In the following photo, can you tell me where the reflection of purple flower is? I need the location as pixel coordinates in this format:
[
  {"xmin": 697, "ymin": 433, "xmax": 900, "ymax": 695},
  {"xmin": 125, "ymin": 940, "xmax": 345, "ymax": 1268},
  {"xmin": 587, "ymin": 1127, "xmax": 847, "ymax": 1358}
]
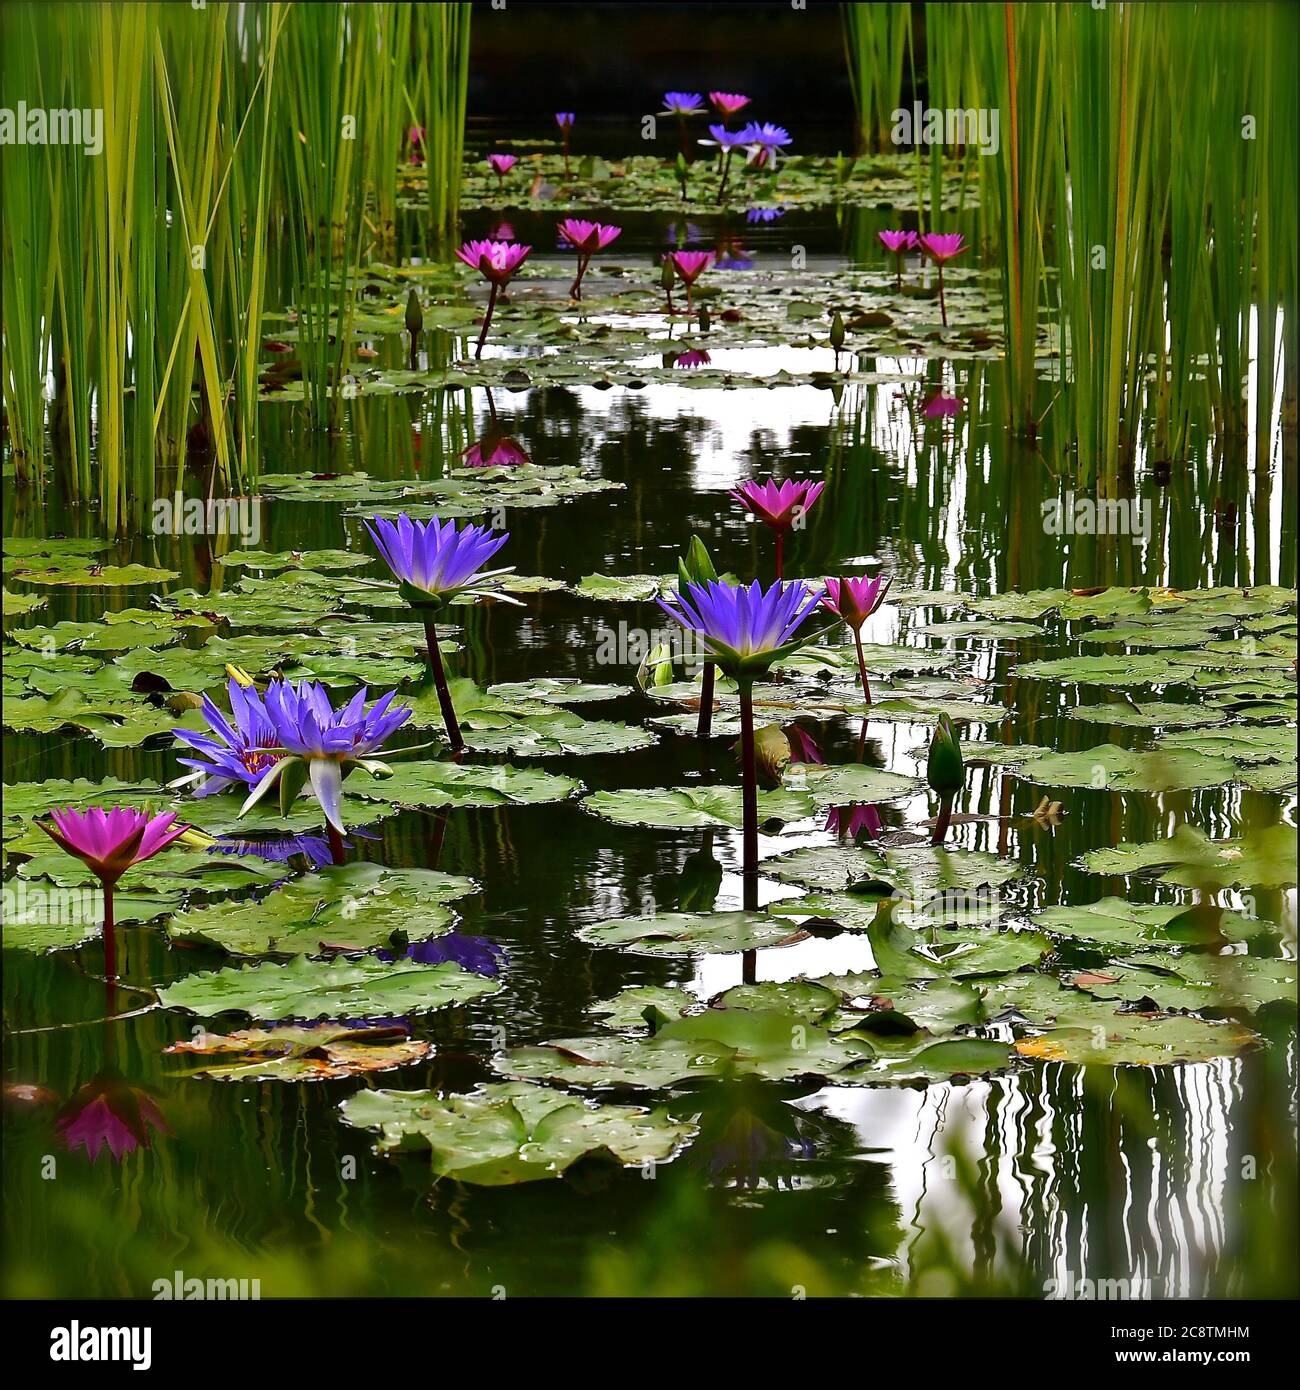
[
  {"xmin": 406, "ymin": 932, "xmax": 507, "ymax": 977},
  {"xmin": 746, "ymin": 207, "xmax": 784, "ymax": 223},
  {"xmin": 378, "ymin": 932, "xmax": 507, "ymax": 977},
  {"xmin": 208, "ymin": 830, "xmax": 377, "ymax": 868}
]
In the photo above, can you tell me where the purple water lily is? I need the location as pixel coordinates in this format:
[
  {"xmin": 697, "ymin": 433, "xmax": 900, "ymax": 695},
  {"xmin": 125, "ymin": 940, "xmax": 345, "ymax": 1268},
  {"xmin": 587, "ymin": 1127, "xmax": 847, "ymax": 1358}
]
[
  {"xmin": 741, "ymin": 121, "xmax": 792, "ymax": 169},
  {"xmin": 662, "ymin": 91, "xmax": 704, "ymax": 159},
  {"xmin": 175, "ymin": 678, "xmax": 281, "ymax": 797},
  {"xmin": 657, "ymin": 579, "xmax": 823, "ymax": 881},
  {"xmin": 365, "ymin": 514, "xmax": 515, "ymax": 752},
  {"xmin": 555, "ymin": 111, "xmax": 575, "ymax": 174}
]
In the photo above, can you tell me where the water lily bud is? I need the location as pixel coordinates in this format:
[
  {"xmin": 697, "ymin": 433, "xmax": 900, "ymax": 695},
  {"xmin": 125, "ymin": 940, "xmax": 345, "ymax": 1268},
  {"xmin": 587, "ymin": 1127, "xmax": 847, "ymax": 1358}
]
[
  {"xmin": 926, "ymin": 713, "xmax": 964, "ymax": 794},
  {"xmin": 404, "ymin": 287, "xmax": 423, "ymax": 337},
  {"xmin": 675, "ymin": 151, "xmax": 689, "ymax": 190},
  {"xmin": 677, "ymin": 843, "xmax": 723, "ymax": 911},
  {"xmin": 660, "ymin": 256, "xmax": 677, "ymax": 291},
  {"xmin": 678, "ymin": 534, "xmax": 719, "ymax": 588},
  {"xmin": 829, "ymin": 310, "xmax": 845, "ymax": 352}
]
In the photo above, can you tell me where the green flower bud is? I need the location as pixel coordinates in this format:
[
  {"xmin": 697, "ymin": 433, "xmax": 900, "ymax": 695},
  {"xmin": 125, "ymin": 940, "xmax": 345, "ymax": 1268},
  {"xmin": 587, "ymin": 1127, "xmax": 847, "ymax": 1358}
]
[
  {"xmin": 926, "ymin": 713, "xmax": 964, "ymax": 794},
  {"xmin": 404, "ymin": 287, "xmax": 423, "ymax": 337},
  {"xmin": 677, "ymin": 534, "xmax": 719, "ymax": 589},
  {"xmin": 829, "ymin": 309, "xmax": 845, "ymax": 351}
]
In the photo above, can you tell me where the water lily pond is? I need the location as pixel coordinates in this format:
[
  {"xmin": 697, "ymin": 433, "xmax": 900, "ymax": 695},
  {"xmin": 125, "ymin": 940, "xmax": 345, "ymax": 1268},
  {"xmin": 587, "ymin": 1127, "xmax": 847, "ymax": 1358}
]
[{"xmin": 2, "ymin": 1, "xmax": 1297, "ymax": 1304}]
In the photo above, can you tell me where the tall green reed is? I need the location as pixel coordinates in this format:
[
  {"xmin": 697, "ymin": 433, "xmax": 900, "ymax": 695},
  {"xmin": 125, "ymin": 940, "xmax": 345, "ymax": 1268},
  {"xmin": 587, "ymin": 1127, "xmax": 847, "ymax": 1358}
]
[{"xmin": 841, "ymin": 3, "xmax": 912, "ymax": 155}]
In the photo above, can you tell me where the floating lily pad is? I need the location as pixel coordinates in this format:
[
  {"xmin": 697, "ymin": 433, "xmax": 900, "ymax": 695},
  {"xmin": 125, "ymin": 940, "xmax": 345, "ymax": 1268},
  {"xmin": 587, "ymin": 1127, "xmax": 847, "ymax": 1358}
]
[
  {"xmin": 1036, "ymin": 898, "xmax": 1276, "ymax": 949},
  {"xmin": 351, "ymin": 760, "xmax": 580, "ymax": 809},
  {"xmin": 1078, "ymin": 823, "xmax": 1297, "ymax": 889},
  {"xmin": 580, "ymin": 784, "xmax": 812, "ymax": 831},
  {"xmin": 157, "ymin": 953, "xmax": 500, "ymax": 1021},
  {"xmin": 165, "ymin": 863, "xmax": 477, "ymax": 956},
  {"xmin": 1014, "ymin": 744, "xmax": 1240, "ymax": 791},
  {"xmin": 164, "ymin": 1023, "xmax": 430, "ymax": 1081},
  {"xmin": 578, "ymin": 910, "xmax": 804, "ymax": 957},
  {"xmin": 339, "ymin": 1081, "xmax": 696, "ymax": 1183},
  {"xmin": 1065, "ymin": 701, "xmax": 1225, "ymax": 729},
  {"xmin": 591, "ymin": 985, "xmax": 697, "ymax": 1031}
]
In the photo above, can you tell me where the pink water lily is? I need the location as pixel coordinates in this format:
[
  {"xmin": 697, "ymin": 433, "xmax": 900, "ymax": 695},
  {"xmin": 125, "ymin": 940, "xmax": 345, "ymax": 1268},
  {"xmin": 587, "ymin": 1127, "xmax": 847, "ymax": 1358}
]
[
  {"xmin": 558, "ymin": 219, "xmax": 622, "ymax": 299},
  {"xmin": 709, "ymin": 91, "xmax": 751, "ymax": 121},
  {"xmin": 878, "ymin": 228, "xmax": 918, "ymax": 289},
  {"xmin": 920, "ymin": 231, "xmax": 967, "ymax": 326},
  {"xmin": 455, "ymin": 240, "xmax": 532, "ymax": 357},
  {"xmin": 821, "ymin": 574, "xmax": 891, "ymax": 703},
  {"xmin": 487, "ymin": 152, "xmax": 517, "ymax": 177},
  {"xmin": 730, "ymin": 477, "xmax": 825, "ymax": 577},
  {"xmin": 664, "ymin": 249, "xmax": 714, "ymax": 311},
  {"xmin": 38, "ymin": 807, "xmax": 190, "ymax": 982}
]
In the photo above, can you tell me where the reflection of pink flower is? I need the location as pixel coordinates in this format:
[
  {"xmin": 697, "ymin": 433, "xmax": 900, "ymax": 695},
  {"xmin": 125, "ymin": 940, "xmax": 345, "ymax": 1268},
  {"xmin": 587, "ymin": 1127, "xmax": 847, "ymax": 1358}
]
[
  {"xmin": 785, "ymin": 725, "xmax": 823, "ymax": 765},
  {"xmin": 825, "ymin": 803, "xmax": 883, "ymax": 839},
  {"xmin": 460, "ymin": 430, "xmax": 531, "ymax": 468},
  {"xmin": 56, "ymin": 1073, "xmax": 170, "ymax": 1163},
  {"xmin": 672, "ymin": 350, "xmax": 711, "ymax": 369},
  {"xmin": 923, "ymin": 393, "xmax": 962, "ymax": 419},
  {"xmin": 407, "ymin": 125, "xmax": 425, "ymax": 165},
  {"xmin": 488, "ymin": 219, "xmax": 516, "ymax": 242}
]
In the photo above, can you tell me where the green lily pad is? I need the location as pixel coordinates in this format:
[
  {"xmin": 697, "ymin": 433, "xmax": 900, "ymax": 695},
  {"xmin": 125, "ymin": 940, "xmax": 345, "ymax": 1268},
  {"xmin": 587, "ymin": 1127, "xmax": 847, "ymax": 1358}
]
[
  {"xmin": 580, "ymin": 784, "xmax": 813, "ymax": 831},
  {"xmin": 157, "ymin": 953, "xmax": 500, "ymax": 1021},
  {"xmin": 165, "ymin": 863, "xmax": 477, "ymax": 956},
  {"xmin": 592, "ymin": 985, "xmax": 698, "ymax": 1031},
  {"xmin": 339, "ymin": 1081, "xmax": 696, "ymax": 1183},
  {"xmin": 578, "ymin": 910, "xmax": 804, "ymax": 957},
  {"xmin": 351, "ymin": 760, "xmax": 580, "ymax": 810},
  {"xmin": 1036, "ymin": 898, "xmax": 1276, "ymax": 949},
  {"xmin": 1065, "ymin": 701, "xmax": 1225, "ymax": 729},
  {"xmin": 1078, "ymin": 823, "xmax": 1298, "ymax": 889},
  {"xmin": 1014, "ymin": 744, "xmax": 1240, "ymax": 791}
]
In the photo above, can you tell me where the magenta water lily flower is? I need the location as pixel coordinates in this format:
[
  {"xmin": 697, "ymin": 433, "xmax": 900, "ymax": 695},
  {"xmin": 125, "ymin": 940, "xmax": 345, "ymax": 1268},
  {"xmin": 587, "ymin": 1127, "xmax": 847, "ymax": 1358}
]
[
  {"xmin": 366, "ymin": 514, "xmax": 517, "ymax": 751},
  {"xmin": 487, "ymin": 152, "xmax": 518, "ymax": 192},
  {"xmin": 664, "ymin": 249, "xmax": 713, "ymax": 311},
  {"xmin": 38, "ymin": 807, "xmax": 190, "ymax": 981},
  {"xmin": 821, "ymin": 574, "xmax": 891, "ymax": 703},
  {"xmin": 39, "ymin": 807, "xmax": 189, "ymax": 887},
  {"xmin": 920, "ymin": 231, "xmax": 966, "ymax": 326},
  {"xmin": 558, "ymin": 218, "xmax": 622, "ymax": 299},
  {"xmin": 730, "ymin": 477, "xmax": 825, "ymax": 577},
  {"xmin": 455, "ymin": 239, "xmax": 532, "ymax": 357},
  {"xmin": 879, "ymin": 228, "xmax": 919, "ymax": 289},
  {"xmin": 709, "ymin": 91, "xmax": 751, "ymax": 121},
  {"xmin": 657, "ymin": 578, "xmax": 824, "ymax": 878}
]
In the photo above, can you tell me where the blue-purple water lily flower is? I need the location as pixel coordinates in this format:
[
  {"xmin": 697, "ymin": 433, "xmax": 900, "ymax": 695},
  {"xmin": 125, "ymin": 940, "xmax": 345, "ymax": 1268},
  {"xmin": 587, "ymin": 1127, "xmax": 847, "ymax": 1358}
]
[
  {"xmin": 179, "ymin": 678, "xmax": 411, "ymax": 835},
  {"xmin": 657, "ymin": 578, "xmax": 824, "ymax": 681},
  {"xmin": 365, "ymin": 513, "xmax": 516, "ymax": 611},
  {"xmin": 174, "ymin": 678, "xmax": 281, "ymax": 797}
]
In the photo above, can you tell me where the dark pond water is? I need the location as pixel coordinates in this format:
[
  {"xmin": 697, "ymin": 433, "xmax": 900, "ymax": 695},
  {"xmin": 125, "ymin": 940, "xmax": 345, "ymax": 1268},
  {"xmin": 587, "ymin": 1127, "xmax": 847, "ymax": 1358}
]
[{"xmin": 4, "ymin": 209, "xmax": 1296, "ymax": 1299}]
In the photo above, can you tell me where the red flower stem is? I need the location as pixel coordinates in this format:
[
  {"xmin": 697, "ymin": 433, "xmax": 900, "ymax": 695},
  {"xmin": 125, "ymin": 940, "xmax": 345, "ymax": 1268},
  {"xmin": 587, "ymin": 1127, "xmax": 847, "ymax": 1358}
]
[
  {"xmin": 937, "ymin": 263, "xmax": 948, "ymax": 327},
  {"xmin": 716, "ymin": 150, "xmax": 732, "ymax": 204},
  {"xmin": 425, "ymin": 621, "xmax": 464, "ymax": 752},
  {"xmin": 474, "ymin": 282, "xmax": 499, "ymax": 359},
  {"xmin": 774, "ymin": 530, "xmax": 784, "ymax": 580},
  {"xmin": 739, "ymin": 681, "xmax": 758, "ymax": 880},
  {"xmin": 102, "ymin": 883, "xmax": 117, "ymax": 983},
  {"xmin": 895, "ymin": 254, "xmax": 903, "ymax": 292},
  {"xmin": 678, "ymin": 115, "xmax": 689, "ymax": 159},
  {"xmin": 327, "ymin": 824, "xmax": 346, "ymax": 866},
  {"xmin": 563, "ymin": 134, "xmax": 570, "ymax": 179},
  {"xmin": 696, "ymin": 661, "xmax": 715, "ymax": 737},
  {"xmin": 853, "ymin": 629, "xmax": 872, "ymax": 705},
  {"xmin": 931, "ymin": 792, "xmax": 954, "ymax": 846}
]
